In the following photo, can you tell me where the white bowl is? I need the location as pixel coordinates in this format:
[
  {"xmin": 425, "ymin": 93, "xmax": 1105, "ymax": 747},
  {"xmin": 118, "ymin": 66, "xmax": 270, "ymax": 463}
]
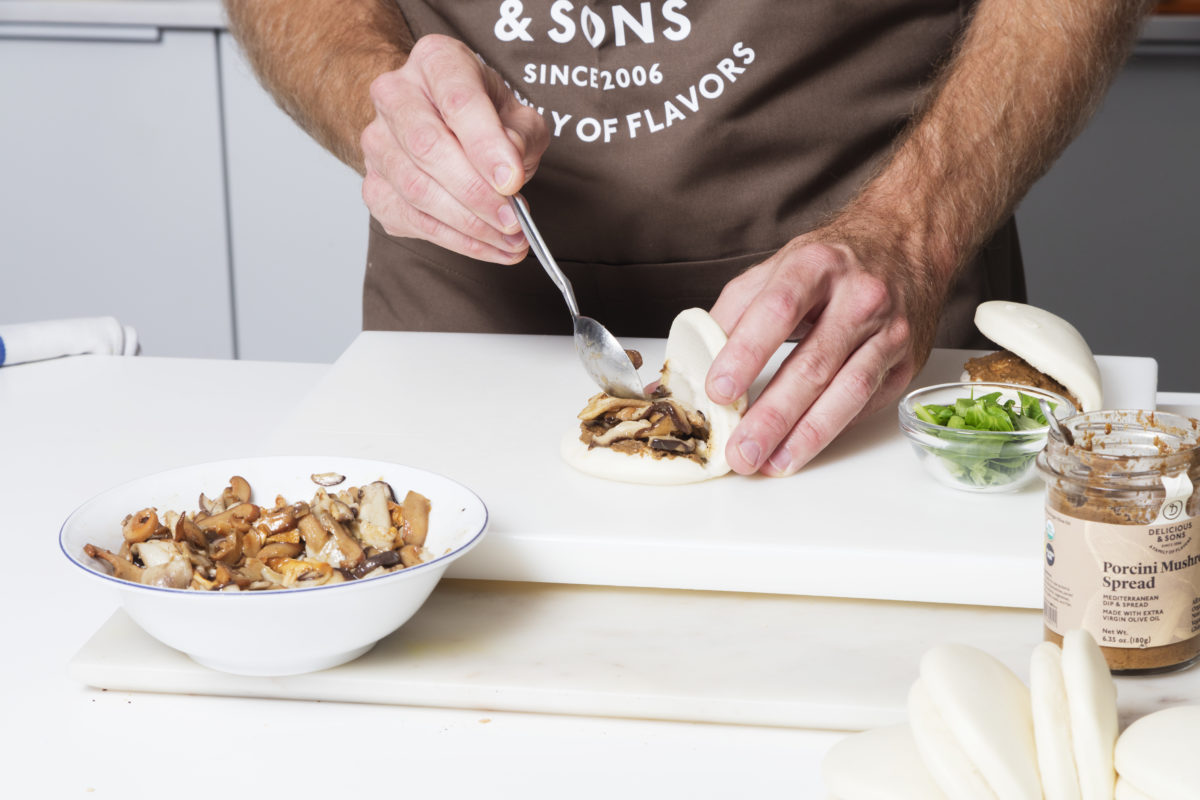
[{"xmin": 60, "ymin": 456, "xmax": 488, "ymax": 676}]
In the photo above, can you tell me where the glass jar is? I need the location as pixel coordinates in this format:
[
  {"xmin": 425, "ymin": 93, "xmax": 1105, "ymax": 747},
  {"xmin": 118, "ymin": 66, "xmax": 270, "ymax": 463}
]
[{"xmin": 1037, "ymin": 410, "xmax": 1200, "ymax": 675}]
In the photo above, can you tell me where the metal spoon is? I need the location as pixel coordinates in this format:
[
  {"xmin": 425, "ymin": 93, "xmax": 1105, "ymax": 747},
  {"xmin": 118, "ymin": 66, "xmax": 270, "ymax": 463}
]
[
  {"xmin": 509, "ymin": 196, "xmax": 648, "ymax": 400},
  {"xmin": 1039, "ymin": 398, "xmax": 1074, "ymax": 446}
]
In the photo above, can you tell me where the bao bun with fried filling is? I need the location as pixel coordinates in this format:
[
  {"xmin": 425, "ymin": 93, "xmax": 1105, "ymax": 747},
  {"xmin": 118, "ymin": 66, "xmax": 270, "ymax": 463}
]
[
  {"xmin": 962, "ymin": 301, "xmax": 1103, "ymax": 412},
  {"xmin": 561, "ymin": 308, "xmax": 747, "ymax": 484}
]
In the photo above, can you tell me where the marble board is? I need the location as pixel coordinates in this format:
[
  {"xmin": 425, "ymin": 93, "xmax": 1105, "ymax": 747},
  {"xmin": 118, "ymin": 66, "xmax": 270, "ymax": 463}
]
[{"xmin": 70, "ymin": 580, "xmax": 1193, "ymax": 732}]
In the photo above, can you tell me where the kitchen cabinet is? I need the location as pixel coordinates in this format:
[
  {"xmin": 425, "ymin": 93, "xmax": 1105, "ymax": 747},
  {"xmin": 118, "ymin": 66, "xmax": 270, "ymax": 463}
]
[{"xmin": 0, "ymin": 26, "xmax": 234, "ymax": 359}]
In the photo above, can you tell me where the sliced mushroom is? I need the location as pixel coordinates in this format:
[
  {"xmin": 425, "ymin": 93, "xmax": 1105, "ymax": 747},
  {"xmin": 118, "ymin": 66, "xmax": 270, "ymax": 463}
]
[
  {"xmin": 310, "ymin": 472, "xmax": 345, "ymax": 487},
  {"xmin": 255, "ymin": 541, "xmax": 304, "ymax": 562},
  {"xmin": 649, "ymin": 436, "xmax": 697, "ymax": 455},
  {"xmin": 211, "ymin": 562, "xmax": 234, "ymax": 589},
  {"xmin": 258, "ymin": 502, "xmax": 303, "ymax": 535},
  {"xmin": 174, "ymin": 515, "xmax": 208, "ymax": 550},
  {"xmin": 242, "ymin": 526, "xmax": 263, "ymax": 559},
  {"xmin": 355, "ymin": 481, "xmax": 396, "ymax": 551},
  {"xmin": 238, "ymin": 557, "xmax": 281, "ymax": 589},
  {"xmin": 221, "ymin": 475, "xmax": 251, "ymax": 506},
  {"xmin": 351, "ymin": 548, "xmax": 401, "ymax": 579},
  {"xmin": 265, "ymin": 558, "xmax": 335, "ymax": 587},
  {"xmin": 591, "ymin": 419, "xmax": 653, "ymax": 447},
  {"xmin": 298, "ymin": 513, "xmax": 330, "ymax": 558},
  {"xmin": 311, "ymin": 488, "xmax": 354, "ymax": 524},
  {"xmin": 190, "ymin": 561, "xmax": 235, "ymax": 591},
  {"xmin": 264, "ymin": 529, "xmax": 301, "ymax": 545},
  {"xmin": 400, "ymin": 490, "xmax": 431, "ymax": 547},
  {"xmin": 133, "ymin": 537, "xmax": 192, "ymax": 587},
  {"xmin": 83, "ymin": 544, "xmax": 143, "ymax": 582},
  {"xmin": 122, "ymin": 508, "xmax": 166, "ymax": 544},
  {"xmin": 649, "ymin": 399, "xmax": 693, "ymax": 435},
  {"xmin": 196, "ymin": 502, "xmax": 261, "ymax": 536},
  {"xmin": 316, "ymin": 508, "xmax": 365, "ymax": 569},
  {"xmin": 577, "ymin": 393, "xmax": 652, "ymax": 421},
  {"xmin": 197, "ymin": 492, "xmax": 227, "ymax": 516},
  {"xmin": 399, "ymin": 544, "xmax": 425, "ymax": 568},
  {"xmin": 640, "ymin": 414, "xmax": 677, "ymax": 438},
  {"xmin": 209, "ymin": 527, "xmax": 243, "ymax": 566}
]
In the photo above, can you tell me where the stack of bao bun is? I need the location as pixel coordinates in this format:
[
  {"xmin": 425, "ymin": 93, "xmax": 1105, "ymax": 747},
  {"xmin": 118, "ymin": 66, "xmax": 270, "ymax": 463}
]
[
  {"xmin": 822, "ymin": 631, "xmax": 1199, "ymax": 800},
  {"xmin": 964, "ymin": 301, "xmax": 1104, "ymax": 413},
  {"xmin": 561, "ymin": 308, "xmax": 748, "ymax": 485}
]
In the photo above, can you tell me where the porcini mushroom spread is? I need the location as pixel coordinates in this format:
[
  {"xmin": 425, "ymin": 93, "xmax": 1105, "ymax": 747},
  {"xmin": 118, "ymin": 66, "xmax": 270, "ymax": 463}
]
[
  {"xmin": 83, "ymin": 475, "xmax": 433, "ymax": 591},
  {"xmin": 577, "ymin": 388, "xmax": 711, "ymax": 464}
]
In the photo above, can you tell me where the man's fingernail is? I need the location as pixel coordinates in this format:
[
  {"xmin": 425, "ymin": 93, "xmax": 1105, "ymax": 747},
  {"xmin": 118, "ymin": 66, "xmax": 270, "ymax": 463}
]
[
  {"xmin": 498, "ymin": 203, "xmax": 518, "ymax": 230},
  {"xmin": 503, "ymin": 232, "xmax": 526, "ymax": 248},
  {"xmin": 712, "ymin": 375, "xmax": 736, "ymax": 401},
  {"xmin": 768, "ymin": 446, "xmax": 794, "ymax": 474},
  {"xmin": 738, "ymin": 439, "xmax": 762, "ymax": 468},
  {"xmin": 493, "ymin": 164, "xmax": 514, "ymax": 190}
]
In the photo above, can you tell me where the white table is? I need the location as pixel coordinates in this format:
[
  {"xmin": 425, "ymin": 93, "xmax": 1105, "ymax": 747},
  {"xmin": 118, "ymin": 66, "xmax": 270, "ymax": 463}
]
[
  {"xmin": 4, "ymin": 353, "xmax": 1197, "ymax": 798},
  {"xmin": 0, "ymin": 355, "xmax": 843, "ymax": 798}
]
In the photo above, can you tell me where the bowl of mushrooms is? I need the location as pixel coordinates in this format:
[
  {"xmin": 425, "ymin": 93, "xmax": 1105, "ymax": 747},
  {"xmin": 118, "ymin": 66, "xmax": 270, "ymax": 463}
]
[{"xmin": 59, "ymin": 456, "xmax": 488, "ymax": 676}]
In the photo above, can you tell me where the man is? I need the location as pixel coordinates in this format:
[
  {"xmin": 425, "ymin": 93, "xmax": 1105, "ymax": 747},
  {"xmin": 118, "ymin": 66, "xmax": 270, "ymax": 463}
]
[{"xmin": 226, "ymin": 0, "xmax": 1148, "ymax": 477}]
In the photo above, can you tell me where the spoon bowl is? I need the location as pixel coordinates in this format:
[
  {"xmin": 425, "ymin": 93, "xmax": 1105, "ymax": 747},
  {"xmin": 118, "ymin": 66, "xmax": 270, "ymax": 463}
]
[
  {"xmin": 573, "ymin": 315, "xmax": 647, "ymax": 399},
  {"xmin": 510, "ymin": 196, "xmax": 647, "ymax": 400}
]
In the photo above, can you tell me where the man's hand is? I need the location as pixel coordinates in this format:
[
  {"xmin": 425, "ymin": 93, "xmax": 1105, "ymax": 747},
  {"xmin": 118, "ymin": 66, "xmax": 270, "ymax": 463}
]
[
  {"xmin": 361, "ymin": 35, "xmax": 550, "ymax": 263},
  {"xmin": 704, "ymin": 0, "xmax": 1148, "ymax": 477},
  {"xmin": 706, "ymin": 233, "xmax": 937, "ymax": 477}
]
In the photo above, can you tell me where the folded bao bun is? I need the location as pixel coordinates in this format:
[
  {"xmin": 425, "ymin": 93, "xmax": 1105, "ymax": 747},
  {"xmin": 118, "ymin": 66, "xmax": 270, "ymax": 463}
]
[
  {"xmin": 908, "ymin": 680, "xmax": 1000, "ymax": 799},
  {"xmin": 1030, "ymin": 631, "xmax": 1118, "ymax": 800},
  {"xmin": 1030, "ymin": 643, "xmax": 1082, "ymax": 800},
  {"xmin": 822, "ymin": 724, "xmax": 948, "ymax": 800},
  {"xmin": 1113, "ymin": 705, "xmax": 1200, "ymax": 800},
  {"xmin": 964, "ymin": 301, "xmax": 1103, "ymax": 412},
  {"xmin": 911, "ymin": 643, "xmax": 1042, "ymax": 800},
  {"xmin": 1061, "ymin": 631, "xmax": 1118, "ymax": 800},
  {"xmin": 561, "ymin": 308, "xmax": 747, "ymax": 485}
]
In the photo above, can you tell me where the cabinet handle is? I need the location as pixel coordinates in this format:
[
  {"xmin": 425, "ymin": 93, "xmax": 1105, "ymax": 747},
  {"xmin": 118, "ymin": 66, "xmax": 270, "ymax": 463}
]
[{"xmin": 0, "ymin": 23, "xmax": 161, "ymax": 43}]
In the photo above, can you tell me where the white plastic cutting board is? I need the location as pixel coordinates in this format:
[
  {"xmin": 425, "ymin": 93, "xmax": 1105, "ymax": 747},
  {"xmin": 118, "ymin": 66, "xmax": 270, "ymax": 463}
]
[
  {"xmin": 69, "ymin": 580, "xmax": 1192, "ymax": 731},
  {"xmin": 271, "ymin": 335, "xmax": 1157, "ymax": 609}
]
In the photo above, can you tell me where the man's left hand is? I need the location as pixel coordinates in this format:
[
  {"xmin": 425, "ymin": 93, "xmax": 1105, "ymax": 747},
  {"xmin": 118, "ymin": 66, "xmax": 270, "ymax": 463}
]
[{"xmin": 706, "ymin": 233, "xmax": 942, "ymax": 476}]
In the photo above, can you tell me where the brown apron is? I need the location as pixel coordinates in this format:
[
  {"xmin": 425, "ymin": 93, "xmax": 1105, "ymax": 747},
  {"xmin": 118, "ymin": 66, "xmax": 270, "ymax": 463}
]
[{"xmin": 366, "ymin": 0, "xmax": 1025, "ymax": 347}]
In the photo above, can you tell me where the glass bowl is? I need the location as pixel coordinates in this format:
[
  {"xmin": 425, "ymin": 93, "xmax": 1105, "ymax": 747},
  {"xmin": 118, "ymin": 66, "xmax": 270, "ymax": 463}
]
[{"xmin": 898, "ymin": 382, "xmax": 1074, "ymax": 493}]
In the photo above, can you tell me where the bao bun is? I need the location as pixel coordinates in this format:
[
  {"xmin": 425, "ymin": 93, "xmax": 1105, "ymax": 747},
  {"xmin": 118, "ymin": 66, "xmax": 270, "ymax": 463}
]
[
  {"xmin": 1114, "ymin": 705, "xmax": 1200, "ymax": 800},
  {"xmin": 561, "ymin": 308, "xmax": 747, "ymax": 485},
  {"xmin": 965, "ymin": 301, "xmax": 1103, "ymax": 412},
  {"xmin": 824, "ymin": 633, "xmax": 1121, "ymax": 800}
]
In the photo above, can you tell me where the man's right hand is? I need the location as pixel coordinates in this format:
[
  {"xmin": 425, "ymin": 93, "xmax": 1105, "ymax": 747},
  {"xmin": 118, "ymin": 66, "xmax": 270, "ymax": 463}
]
[{"xmin": 360, "ymin": 34, "xmax": 549, "ymax": 263}]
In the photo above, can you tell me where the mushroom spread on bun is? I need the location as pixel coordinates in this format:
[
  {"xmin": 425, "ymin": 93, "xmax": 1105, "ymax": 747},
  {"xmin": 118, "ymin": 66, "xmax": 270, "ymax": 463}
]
[
  {"xmin": 963, "ymin": 301, "xmax": 1103, "ymax": 412},
  {"xmin": 561, "ymin": 308, "xmax": 747, "ymax": 484}
]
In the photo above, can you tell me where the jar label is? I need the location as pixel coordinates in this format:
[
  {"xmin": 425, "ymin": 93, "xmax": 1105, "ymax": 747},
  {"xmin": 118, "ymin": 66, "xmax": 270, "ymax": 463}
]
[{"xmin": 1044, "ymin": 479, "xmax": 1200, "ymax": 650}]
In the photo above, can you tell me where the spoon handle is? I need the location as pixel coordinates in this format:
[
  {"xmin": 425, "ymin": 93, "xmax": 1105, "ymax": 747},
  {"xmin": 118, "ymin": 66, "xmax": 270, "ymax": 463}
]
[{"xmin": 510, "ymin": 196, "xmax": 580, "ymax": 318}]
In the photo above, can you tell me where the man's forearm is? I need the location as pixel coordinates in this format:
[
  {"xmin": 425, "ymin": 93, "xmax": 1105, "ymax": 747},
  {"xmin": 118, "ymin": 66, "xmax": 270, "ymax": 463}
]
[
  {"xmin": 225, "ymin": 0, "xmax": 413, "ymax": 172},
  {"xmin": 836, "ymin": 0, "xmax": 1149, "ymax": 307}
]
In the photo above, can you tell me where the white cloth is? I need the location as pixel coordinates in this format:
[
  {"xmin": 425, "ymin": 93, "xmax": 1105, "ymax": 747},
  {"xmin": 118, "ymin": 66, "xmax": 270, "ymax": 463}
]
[{"xmin": 0, "ymin": 317, "xmax": 140, "ymax": 367}]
